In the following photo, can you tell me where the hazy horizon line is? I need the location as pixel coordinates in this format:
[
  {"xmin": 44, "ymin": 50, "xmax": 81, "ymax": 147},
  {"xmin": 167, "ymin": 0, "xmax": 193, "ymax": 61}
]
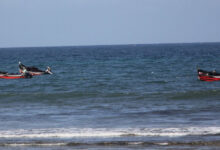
[{"xmin": 1, "ymin": 41, "xmax": 220, "ymax": 49}]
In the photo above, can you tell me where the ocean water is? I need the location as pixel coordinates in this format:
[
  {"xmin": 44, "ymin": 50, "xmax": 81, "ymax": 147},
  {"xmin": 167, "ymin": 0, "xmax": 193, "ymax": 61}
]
[{"xmin": 0, "ymin": 43, "xmax": 220, "ymax": 149}]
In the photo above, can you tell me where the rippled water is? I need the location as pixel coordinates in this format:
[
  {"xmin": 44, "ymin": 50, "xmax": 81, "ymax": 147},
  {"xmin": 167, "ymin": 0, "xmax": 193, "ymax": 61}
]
[{"xmin": 0, "ymin": 43, "xmax": 220, "ymax": 149}]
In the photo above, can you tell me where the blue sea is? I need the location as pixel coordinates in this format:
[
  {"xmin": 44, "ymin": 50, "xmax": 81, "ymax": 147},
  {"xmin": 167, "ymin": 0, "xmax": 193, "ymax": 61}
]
[{"xmin": 0, "ymin": 43, "xmax": 220, "ymax": 150}]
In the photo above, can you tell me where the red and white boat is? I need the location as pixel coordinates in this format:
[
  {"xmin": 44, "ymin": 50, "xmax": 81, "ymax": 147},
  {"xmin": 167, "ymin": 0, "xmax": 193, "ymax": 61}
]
[
  {"xmin": 19, "ymin": 62, "xmax": 52, "ymax": 76},
  {"xmin": 198, "ymin": 69, "xmax": 220, "ymax": 81},
  {"xmin": 0, "ymin": 71, "xmax": 32, "ymax": 79}
]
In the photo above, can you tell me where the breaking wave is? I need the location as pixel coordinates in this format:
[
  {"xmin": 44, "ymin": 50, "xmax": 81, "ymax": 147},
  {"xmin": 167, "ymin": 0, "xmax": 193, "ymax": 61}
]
[{"xmin": 0, "ymin": 127, "xmax": 220, "ymax": 139}]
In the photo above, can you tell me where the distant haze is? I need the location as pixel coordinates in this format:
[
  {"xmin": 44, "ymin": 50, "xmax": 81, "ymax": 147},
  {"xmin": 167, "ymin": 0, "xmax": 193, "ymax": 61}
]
[{"xmin": 0, "ymin": 0, "xmax": 220, "ymax": 48}]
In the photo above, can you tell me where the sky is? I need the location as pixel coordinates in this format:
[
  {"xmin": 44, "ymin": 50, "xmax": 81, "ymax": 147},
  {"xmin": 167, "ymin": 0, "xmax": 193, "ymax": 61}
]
[{"xmin": 0, "ymin": 0, "xmax": 220, "ymax": 48}]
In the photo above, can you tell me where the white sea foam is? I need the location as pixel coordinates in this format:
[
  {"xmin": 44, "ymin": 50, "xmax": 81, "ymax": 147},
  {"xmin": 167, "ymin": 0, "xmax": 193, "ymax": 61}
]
[
  {"xmin": 0, "ymin": 127, "xmax": 219, "ymax": 139},
  {"xmin": 156, "ymin": 142, "xmax": 169, "ymax": 146}
]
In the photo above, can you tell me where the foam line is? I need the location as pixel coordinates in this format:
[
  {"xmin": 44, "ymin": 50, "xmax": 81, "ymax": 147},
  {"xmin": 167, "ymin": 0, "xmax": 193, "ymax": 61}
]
[{"xmin": 0, "ymin": 127, "xmax": 220, "ymax": 138}]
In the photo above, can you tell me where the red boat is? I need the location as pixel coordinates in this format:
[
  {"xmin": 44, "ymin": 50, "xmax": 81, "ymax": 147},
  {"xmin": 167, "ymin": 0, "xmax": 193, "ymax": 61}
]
[
  {"xmin": 19, "ymin": 62, "xmax": 52, "ymax": 76},
  {"xmin": 0, "ymin": 71, "xmax": 32, "ymax": 79},
  {"xmin": 198, "ymin": 69, "xmax": 220, "ymax": 81}
]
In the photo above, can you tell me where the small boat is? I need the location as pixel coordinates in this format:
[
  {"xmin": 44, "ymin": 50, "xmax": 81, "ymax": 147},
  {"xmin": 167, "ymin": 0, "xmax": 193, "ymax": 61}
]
[
  {"xmin": 198, "ymin": 69, "xmax": 220, "ymax": 81},
  {"xmin": 19, "ymin": 62, "xmax": 52, "ymax": 76},
  {"xmin": 0, "ymin": 71, "xmax": 32, "ymax": 79}
]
